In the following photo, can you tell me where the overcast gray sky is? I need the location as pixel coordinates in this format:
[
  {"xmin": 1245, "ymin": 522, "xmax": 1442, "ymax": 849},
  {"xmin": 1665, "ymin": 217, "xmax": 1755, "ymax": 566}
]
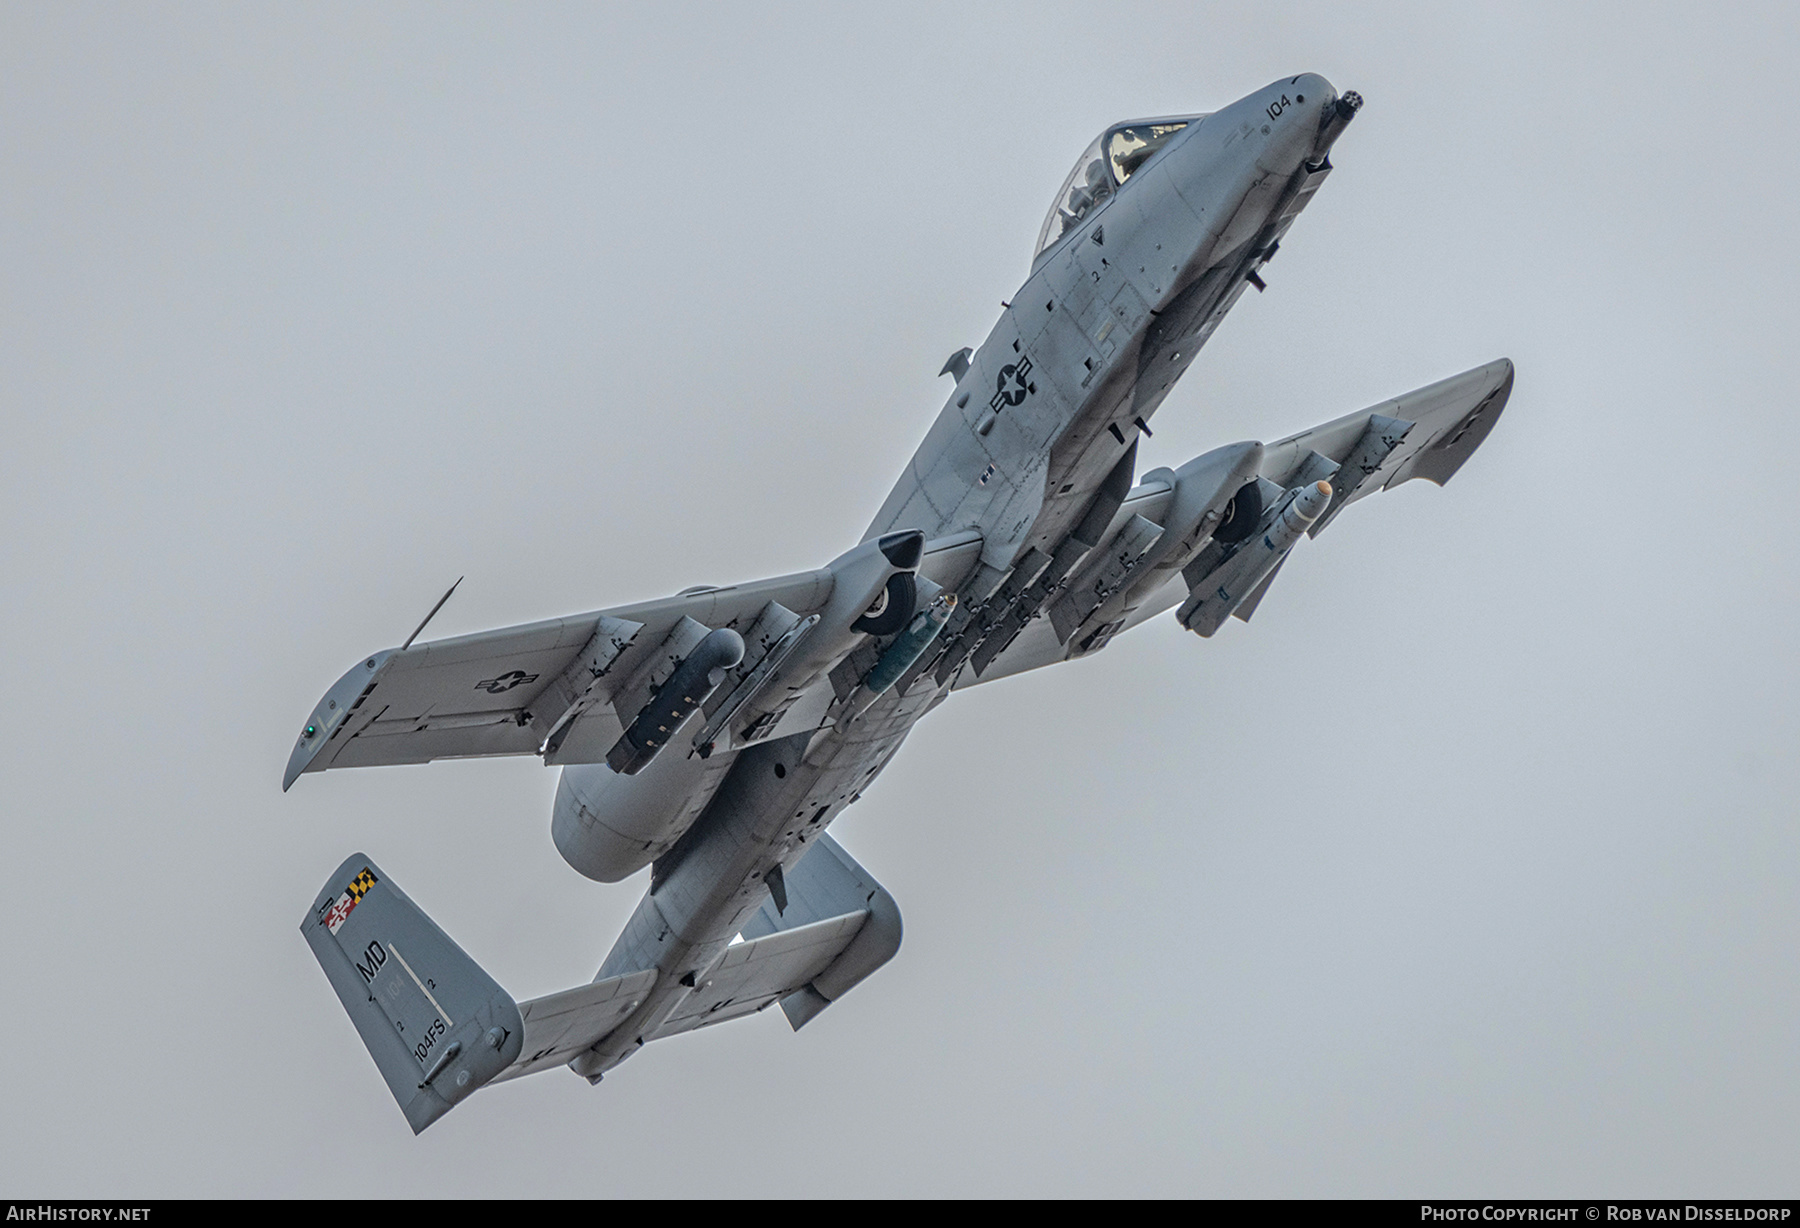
[{"xmin": 3, "ymin": 1, "xmax": 1797, "ymax": 1197}]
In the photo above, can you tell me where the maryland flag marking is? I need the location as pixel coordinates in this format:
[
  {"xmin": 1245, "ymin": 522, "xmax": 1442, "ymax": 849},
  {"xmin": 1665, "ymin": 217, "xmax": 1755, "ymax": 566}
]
[{"xmin": 323, "ymin": 867, "xmax": 378, "ymax": 934}]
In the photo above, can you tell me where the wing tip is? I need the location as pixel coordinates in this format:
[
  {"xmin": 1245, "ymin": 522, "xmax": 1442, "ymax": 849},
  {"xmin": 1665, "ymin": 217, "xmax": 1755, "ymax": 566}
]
[
  {"xmin": 1408, "ymin": 358, "xmax": 1514, "ymax": 488},
  {"xmin": 282, "ymin": 750, "xmax": 306, "ymax": 792}
]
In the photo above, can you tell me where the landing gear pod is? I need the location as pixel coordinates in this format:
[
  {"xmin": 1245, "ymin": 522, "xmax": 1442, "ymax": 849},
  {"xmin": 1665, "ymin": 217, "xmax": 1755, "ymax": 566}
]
[
  {"xmin": 737, "ymin": 530, "xmax": 925, "ymax": 715},
  {"xmin": 301, "ymin": 854, "xmax": 524, "ymax": 1134},
  {"xmin": 851, "ymin": 572, "xmax": 919, "ymax": 637},
  {"xmin": 1211, "ymin": 479, "xmax": 1266, "ymax": 546}
]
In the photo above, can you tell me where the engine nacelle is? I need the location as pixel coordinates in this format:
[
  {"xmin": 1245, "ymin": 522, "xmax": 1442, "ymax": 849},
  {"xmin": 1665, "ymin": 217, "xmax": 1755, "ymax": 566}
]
[{"xmin": 552, "ymin": 749, "xmax": 734, "ymax": 883}]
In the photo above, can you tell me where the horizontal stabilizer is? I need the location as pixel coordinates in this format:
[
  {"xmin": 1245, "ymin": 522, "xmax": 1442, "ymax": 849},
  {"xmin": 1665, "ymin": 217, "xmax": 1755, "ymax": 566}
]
[
  {"xmin": 492, "ymin": 969, "xmax": 658, "ymax": 1084},
  {"xmin": 301, "ymin": 855, "xmax": 524, "ymax": 1134},
  {"xmin": 737, "ymin": 834, "xmax": 903, "ymax": 1030},
  {"xmin": 650, "ymin": 911, "xmax": 870, "ymax": 1040}
]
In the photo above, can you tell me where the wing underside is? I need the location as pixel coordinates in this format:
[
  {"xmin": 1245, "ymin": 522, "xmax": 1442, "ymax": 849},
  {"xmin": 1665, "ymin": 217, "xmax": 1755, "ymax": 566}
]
[
  {"xmin": 285, "ymin": 536, "xmax": 985, "ymax": 786},
  {"xmin": 287, "ymin": 364, "xmax": 1506, "ymax": 779},
  {"xmin": 1256, "ymin": 357, "xmax": 1513, "ymax": 524},
  {"xmin": 960, "ymin": 359, "xmax": 1513, "ymax": 684}
]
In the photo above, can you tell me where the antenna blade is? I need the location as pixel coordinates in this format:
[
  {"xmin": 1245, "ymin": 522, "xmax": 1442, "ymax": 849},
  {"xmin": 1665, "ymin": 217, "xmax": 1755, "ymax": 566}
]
[{"xmin": 402, "ymin": 576, "xmax": 463, "ymax": 650}]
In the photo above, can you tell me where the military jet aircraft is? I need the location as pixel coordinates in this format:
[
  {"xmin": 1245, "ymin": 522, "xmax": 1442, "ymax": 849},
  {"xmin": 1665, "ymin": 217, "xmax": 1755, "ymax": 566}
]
[{"xmin": 289, "ymin": 73, "xmax": 1512, "ymax": 1133}]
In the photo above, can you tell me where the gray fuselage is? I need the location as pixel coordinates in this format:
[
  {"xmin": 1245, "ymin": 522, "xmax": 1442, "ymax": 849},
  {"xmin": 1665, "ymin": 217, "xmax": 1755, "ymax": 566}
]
[{"xmin": 573, "ymin": 74, "xmax": 1348, "ymax": 1077}]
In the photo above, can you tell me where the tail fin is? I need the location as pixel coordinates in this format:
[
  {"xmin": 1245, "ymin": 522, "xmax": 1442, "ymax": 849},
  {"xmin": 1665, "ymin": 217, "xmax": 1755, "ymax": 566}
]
[{"xmin": 301, "ymin": 854, "xmax": 524, "ymax": 1134}]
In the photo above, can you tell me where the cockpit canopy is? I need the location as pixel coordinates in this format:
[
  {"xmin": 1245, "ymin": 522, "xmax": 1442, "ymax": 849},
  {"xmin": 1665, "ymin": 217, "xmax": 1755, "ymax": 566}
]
[{"xmin": 1033, "ymin": 115, "xmax": 1207, "ymax": 263}]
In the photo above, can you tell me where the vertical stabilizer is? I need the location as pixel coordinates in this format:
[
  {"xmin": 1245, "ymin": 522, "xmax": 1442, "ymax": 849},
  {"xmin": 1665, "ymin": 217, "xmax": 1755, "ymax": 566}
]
[{"xmin": 301, "ymin": 854, "xmax": 524, "ymax": 1133}]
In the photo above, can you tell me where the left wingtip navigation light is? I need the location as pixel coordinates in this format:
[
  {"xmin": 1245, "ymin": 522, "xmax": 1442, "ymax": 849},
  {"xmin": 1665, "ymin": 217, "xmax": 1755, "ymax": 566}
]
[
  {"xmin": 283, "ymin": 579, "xmax": 463, "ymax": 792},
  {"xmin": 284, "ymin": 650, "xmax": 397, "ymax": 792}
]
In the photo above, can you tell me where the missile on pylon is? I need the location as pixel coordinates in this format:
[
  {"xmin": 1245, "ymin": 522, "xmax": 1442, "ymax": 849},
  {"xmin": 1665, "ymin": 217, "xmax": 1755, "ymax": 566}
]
[
  {"xmin": 835, "ymin": 594, "xmax": 957, "ymax": 730},
  {"xmin": 1175, "ymin": 479, "xmax": 1332, "ymax": 637}
]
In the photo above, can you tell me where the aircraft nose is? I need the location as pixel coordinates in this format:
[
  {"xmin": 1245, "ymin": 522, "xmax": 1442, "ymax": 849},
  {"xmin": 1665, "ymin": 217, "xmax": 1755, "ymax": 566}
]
[
  {"xmin": 1286, "ymin": 73, "xmax": 1336, "ymax": 108},
  {"xmin": 1253, "ymin": 74, "xmax": 1339, "ymax": 169}
]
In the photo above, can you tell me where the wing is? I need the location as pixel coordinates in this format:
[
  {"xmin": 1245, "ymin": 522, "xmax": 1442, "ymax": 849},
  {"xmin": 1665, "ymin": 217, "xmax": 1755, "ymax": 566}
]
[
  {"xmin": 284, "ymin": 534, "xmax": 986, "ymax": 788},
  {"xmin": 284, "ymin": 569, "xmax": 826, "ymax": 788},
  {"xmin": 960, "ymin": 358, "xmax": 1513, "ymax": 684},
  {"xmin": 1255, "ymin": 356, "xmax": 1513, "ymax": 535}
]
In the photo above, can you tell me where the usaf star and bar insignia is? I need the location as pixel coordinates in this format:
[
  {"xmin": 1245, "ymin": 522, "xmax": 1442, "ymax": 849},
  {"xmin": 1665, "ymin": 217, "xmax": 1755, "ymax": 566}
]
[{"xmin": 989, "ymin": 354, "xmax": 1035, "ymax": 413}]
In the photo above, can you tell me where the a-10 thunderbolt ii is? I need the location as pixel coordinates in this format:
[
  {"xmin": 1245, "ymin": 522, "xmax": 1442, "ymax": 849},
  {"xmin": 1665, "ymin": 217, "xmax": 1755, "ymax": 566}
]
[{"xmin": 288, "ymin": 73, "xmax": 1512, "ymax": 1133}]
